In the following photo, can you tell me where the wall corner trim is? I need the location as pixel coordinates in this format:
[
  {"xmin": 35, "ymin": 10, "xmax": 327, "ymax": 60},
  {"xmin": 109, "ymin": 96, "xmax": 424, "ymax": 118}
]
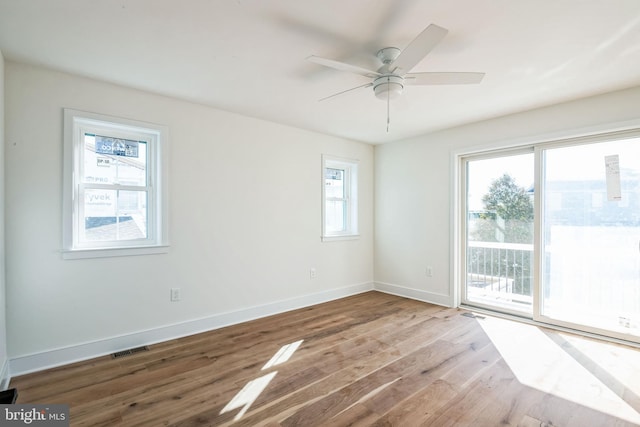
[{"xmin": 9, "ymin": 282, "xmax": 374, "ymax": 378}]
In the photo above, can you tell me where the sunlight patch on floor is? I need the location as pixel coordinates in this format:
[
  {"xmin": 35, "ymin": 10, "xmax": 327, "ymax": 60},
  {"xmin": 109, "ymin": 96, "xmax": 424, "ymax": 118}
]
[
  {"xmin": 220, "ymin": 372, "xmax": 278, "ymax": 421},
  {"xmin": 477, "ymin": 315, "xmax": 640, "ymax": 425},
  {"xmin": 262, "ymin": 339, "xmax": 304, "ymax": 370},
  {"xmin": 221, "ymin": 339, "xmax": 304, "ymax": 421},
  {"xmin": 558, "ymin": 332, "xmax": 640, "ymax": 409}
]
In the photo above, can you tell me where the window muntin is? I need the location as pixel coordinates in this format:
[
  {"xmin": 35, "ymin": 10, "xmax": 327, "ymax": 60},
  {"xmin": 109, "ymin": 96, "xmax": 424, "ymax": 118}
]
[
  {"xmin": 322, "ymin": 156, "xmax": 358, "ymax": 240},
  {"xmin": 63, "ymin": 109, "xmax": 168, "ymax": 258}
]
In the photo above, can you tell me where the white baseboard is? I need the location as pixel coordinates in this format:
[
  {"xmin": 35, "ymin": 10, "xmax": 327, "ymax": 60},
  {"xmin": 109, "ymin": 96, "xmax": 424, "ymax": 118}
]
[
  {"xmin": 9, "ymin": 282, "xmax": 374, "ymax": 377},
  {"xmin": 0, "ymin": 359, "xmax": 10, "ymax": 390},
  {"xmin": 374, "ymin": 281, "xmax": 453, "ymax": 307}
]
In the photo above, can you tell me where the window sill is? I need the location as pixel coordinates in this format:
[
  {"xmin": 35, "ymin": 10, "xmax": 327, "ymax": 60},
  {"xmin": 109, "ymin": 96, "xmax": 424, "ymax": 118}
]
[
  {"xmin": 62, "ymin": 245, "xmax": 170, "ymax": 260},
  {"xmin": 321, "ymin": 234, "xmax": 360, "ymax": 242}
]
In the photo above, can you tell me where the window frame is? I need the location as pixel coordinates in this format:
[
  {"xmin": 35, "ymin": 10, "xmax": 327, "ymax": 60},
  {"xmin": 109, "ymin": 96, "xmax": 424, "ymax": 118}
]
[
  {"xmin": 321, "ymin": 155, "xmax": 359, "ymax": 241},
  {"xmin": 63, "ymin": 109, "xmax": 169, "ymax": 259}
]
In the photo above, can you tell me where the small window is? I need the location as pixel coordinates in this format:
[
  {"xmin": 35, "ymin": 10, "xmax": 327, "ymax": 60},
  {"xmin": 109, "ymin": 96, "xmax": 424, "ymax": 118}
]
[
  {"xmin": 322, "ymin": 155, "xmax": 358, "ymax": 241},
  {"xmin": 63, "ymin": 109, "xmax": 169, "ymax": 259}
]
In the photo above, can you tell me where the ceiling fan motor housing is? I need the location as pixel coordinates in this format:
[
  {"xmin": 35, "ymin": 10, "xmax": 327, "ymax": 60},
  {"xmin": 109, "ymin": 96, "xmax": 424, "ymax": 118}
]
[
  {"xmin": 376, "ymin": 47, "xmax": 401, "ymax": 65},
  {"xmin": 373, "ymin": 74, "xmax": 404, "ymax": 100}
]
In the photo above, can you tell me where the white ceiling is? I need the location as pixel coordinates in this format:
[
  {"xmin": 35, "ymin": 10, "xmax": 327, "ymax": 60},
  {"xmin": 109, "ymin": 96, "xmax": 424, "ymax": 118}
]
[{"xmin": 1, "ymin": 1, "xmax": 639, "ymax": 144}]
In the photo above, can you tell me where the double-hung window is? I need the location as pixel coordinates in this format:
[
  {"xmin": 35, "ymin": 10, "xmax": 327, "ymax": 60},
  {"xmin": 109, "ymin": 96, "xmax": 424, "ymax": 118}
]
[
  {"xmin": 322, "ymin": 155, "xmax": 358, "ymax": 241},
  {"xmin": 63, "ymin": 109, "xmax": 169, "ymax": 259}
]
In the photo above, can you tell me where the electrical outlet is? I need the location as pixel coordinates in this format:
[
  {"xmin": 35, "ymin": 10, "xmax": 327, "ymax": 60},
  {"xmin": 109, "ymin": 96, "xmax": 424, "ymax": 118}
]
[
  {"xmin": 310, "ymin": 268, "xmax": 317, "ymax": 279},
  {"xmin": 170, "ymin": 288, "xmax": 181, "ymax": 302},
  {"xmin": 426, "ymin": 267, "xmax": 433, "ymax": 277}
]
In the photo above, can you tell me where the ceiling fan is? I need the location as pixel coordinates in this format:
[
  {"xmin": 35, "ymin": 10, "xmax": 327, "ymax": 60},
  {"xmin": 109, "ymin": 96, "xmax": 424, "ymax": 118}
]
[{"xmin": 307, "ymin": 24, "xmax": 485, "ymax": 131}]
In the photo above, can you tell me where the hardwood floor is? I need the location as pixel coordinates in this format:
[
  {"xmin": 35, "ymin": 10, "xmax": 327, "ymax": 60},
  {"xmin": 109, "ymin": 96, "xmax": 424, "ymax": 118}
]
[{"xmin": 10, "ymin": 291, "xmax": 640, "ymax": 426}]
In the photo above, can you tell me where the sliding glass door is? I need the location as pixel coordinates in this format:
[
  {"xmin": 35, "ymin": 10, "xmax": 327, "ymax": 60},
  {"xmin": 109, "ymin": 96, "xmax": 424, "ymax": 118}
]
[
  {"xmin": 463, "ymin": 150, "xmax": 535, "ymax": 315},
  {"xmin": 461, "ymin": 130, "xmax": 640, "ymax": 344},
  {"xmin": 539, "ymin": 136, "xmax": 640, "ymax": 340}
]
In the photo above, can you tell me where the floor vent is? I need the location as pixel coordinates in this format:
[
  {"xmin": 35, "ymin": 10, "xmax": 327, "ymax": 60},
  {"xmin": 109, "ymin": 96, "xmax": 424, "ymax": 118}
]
[{"xmin": 111, "ymin": 346, "xmax": 150, "ymax": 359}]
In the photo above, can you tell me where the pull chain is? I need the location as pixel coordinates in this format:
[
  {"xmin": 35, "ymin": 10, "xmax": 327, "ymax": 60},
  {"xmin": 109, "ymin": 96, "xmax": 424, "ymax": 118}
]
[{"xmin": 386, "ymin": 76, "xmax": 390, "ymax": 133}]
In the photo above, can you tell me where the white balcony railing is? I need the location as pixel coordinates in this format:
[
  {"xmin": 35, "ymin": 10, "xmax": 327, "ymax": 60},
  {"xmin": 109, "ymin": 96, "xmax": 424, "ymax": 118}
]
[{"xmin": 467, "ymin": 241, "xmax": 533, "ymax": 307}]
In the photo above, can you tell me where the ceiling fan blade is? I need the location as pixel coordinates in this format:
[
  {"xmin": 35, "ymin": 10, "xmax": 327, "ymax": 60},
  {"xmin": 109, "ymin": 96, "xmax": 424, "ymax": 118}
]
[
  {"xmin": 318, "ymin": 82, "xmax": 373, "ymax": 102},
  {"xmin": 307, "ymin": 55, "xmax": 381, "ymax": 78},
  {"xmin": 404, "ymin": 72, "xmax": 485, "ymax": 85},
  {"xmin": 388, "ymin": 24, "xmax": 448, "ymax": 74}
]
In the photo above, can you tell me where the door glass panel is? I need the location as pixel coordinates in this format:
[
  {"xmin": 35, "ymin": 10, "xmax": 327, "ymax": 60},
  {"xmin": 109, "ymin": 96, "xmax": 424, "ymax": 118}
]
[
  {"xmin": 465, "ymin": 152, "xmax": 535, "ymax": 314},
  {"xmin": 541, "ymin": 138, "xmax": 640, "ymax": 338}
]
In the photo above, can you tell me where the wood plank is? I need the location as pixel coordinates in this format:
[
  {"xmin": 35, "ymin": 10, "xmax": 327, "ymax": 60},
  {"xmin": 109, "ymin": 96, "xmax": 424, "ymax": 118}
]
[{"xmin": 9, "ymin": 291, "xmax": 640, "ymax": 426}]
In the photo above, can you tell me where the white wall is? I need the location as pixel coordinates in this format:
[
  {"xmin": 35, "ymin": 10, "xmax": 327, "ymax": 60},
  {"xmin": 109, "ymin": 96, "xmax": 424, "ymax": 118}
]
[
  {"xmin": 374, "ymin": 85, "xmax": 640, "ymax": 306},
  {"xmin": 8, "ymin": 59, "xmax": 640, "ymax": 376},
  {"xmin": 4, "ymin": 62, "xmax": 374, "ymax": 372},
  {"xmin": 0, "ymin": 50, "xmax": 9, "ymax": 388}
]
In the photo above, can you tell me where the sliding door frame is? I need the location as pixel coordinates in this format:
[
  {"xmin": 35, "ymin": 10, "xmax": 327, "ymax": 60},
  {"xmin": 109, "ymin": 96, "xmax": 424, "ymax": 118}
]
[
  {"xmin": 533, "ymin": 132, "xmax": 640, "ymax": 344},
  {"xmin": 459, "ymin": 146, "xmax": 535, "ymax": 318},
  {"xmin": 453, "ymin": 123, "xmax": 640, "ymax": 345}
]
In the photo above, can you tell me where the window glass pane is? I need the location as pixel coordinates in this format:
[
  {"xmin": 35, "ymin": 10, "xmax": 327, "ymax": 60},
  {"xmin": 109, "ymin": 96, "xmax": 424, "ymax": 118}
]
[
  {"xmin": 321, "ymin": 156, "xmax": 358, "ymax": 239},
  {"xmin": 542, "ymin": 138, "xmax": 640, "ymax": 337},
  {"xmin": 325, "ymin": 168, "xmax": 345, "ymax": 199},
  {"xmin": 83, "ymin": 189, "xmax": 147, "ymax": 241},
  {"xmin": 83, "ymin": 134, "xmax": 147, "ymax": 186},
  {"xmin": 325, "ymin": 200, "xmax": 346, "ymax": 233}
]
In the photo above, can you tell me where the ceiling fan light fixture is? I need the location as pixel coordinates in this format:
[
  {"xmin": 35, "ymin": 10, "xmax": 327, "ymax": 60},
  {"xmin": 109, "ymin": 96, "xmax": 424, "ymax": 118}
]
[{"xmin": 373, "ymin": 75, "xmax": 404, "ymax": 100}]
